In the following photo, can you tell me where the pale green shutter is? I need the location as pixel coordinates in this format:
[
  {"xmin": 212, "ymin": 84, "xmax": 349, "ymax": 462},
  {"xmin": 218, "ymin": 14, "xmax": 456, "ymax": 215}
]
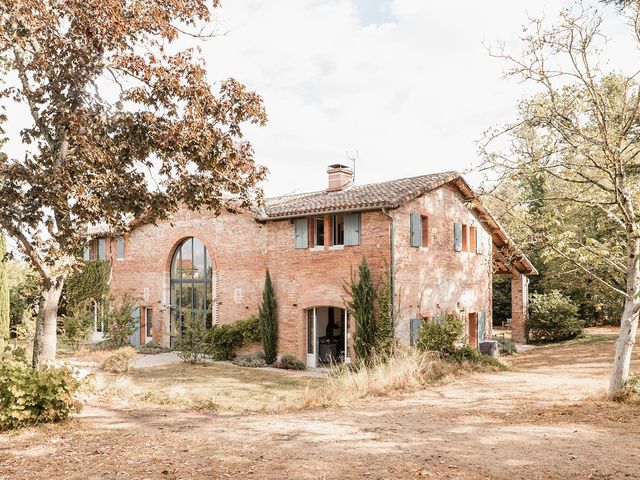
[
  {"xmin": 294, "ymin": 218, "xmax": 308, "ymax": 249},
  {"xmin": 410, "ymin": 318, "xmax": 422, "ymax": 346},
  {"xmin": 454, "ymin": 223, "xmax": 462, "ymax": 252},
  {"xmin": 410, "ymin": 213, "xmax": 421, "ymax": 247},
  {"xmin": 476, "ymin": 228, "xmax": 482, "ymax": 254},
  {"xmin": 344, "ymin": 213, "xmax": 361, "ymax": 246},
  {"xmin": 116, "ymin": 237, "xmax": 125, "ymax": 259},
  {"xmin": 478, "ymin": 311, "xmax": 486, "ymax": 342}
]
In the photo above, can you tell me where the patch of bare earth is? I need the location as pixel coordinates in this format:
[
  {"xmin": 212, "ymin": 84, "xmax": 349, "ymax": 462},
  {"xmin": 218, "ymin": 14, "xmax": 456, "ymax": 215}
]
[{"xmin": 1, "ymin": 329, "xmax": 639, "ymax": 480}]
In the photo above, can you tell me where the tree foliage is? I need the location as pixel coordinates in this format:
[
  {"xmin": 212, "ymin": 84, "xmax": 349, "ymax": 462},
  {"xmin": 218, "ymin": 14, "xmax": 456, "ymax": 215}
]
[
  {"xmin": 62, "ymin": 260, "xmax": 111, "ymax": 313},
  {"xmin": 375, "ymin": 270, "xmax": 394, "ymax": 357},
  {"xmin": 0, "ymin": 234, "xmax": 8, "ymax": 342},
  {"xmin": 345, "ymin": 258, "xmax": 376, "ymax": 363},
  {"xmin": 258, "ymin": 270, "xmax": 277, "ymax": 364},
  {"xmin": 528, "ymin": 291, "xmax": 583, "ymax": 342},
  {"xmin": 0, "ymin": 0, "xmax": 267, "ymax": 366},
  {"xmin": 480, "ymin": 4, "xmax": 640, "ymax": 393}
]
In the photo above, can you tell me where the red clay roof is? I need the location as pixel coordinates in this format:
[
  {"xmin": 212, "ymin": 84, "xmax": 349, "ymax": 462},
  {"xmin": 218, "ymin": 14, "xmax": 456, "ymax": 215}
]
[{"xmin": 263, "ymin": 171, "xmax": 460, "ymax": 218}]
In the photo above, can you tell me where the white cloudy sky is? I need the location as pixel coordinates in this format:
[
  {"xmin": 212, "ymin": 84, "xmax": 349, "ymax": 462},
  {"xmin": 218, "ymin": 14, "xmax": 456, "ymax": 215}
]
[
  {"xmin": 2, "ymin": 0, "xmax": 634, "ymax": 201},
  {"xmin": 196, "ymin": 0, "xmax": 632, "ymax": 197}
]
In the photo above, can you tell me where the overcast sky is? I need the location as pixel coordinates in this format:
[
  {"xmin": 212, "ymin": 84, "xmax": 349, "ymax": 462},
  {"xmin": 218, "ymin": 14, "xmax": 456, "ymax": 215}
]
[
  {"xmin": 194, "ymin": 0, "xmax": 632, "ymax": 197},
  {"xmin": 2, "ymin": 0, "xmax": 633, "ymax": 202}
]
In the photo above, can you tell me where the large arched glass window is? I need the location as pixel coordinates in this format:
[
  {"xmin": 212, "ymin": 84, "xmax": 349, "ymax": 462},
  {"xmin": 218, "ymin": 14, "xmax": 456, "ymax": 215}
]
[{"xmin": 170, "ymin": 237, "xmax": 213, "ymax": 344}]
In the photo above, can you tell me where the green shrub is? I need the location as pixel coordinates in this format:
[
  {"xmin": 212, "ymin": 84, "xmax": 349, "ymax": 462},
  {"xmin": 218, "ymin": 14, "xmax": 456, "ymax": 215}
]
[
  {"xmin": 492, "ymin": 335, "xmax": 517, "ymax": 355},
  {"xmin": 207, "ymin": 323, "xmax": 243, "ymax": 360},
  {"xmin": 62, "ymin": 310, "xmax": 94, "ymax": 351},
  {"xmin": 0, "ymin": 347, "xmax": 82, "ymax": 430},
  {"xmin": 233, "ymin": 351, "xmax": 267, "ymax": 368},
  {"xmin": 137, "ymin": 341, "xmax": 171, "ymax": 355},
  {"xmin": 448, "ymin": 345, "xmax": 505, "ymax": 369},
  {"xmin": 416, "ymin": 313, "xmax": 463, "ymax": 357},
  {"xmin": 101, "ymin": 346, "xmax": 137, "ymax": 373},
  {"xmin": 104, "ymin": 295, "xmax": 137, "ymax": 348},
  {"xmin": 235, "ymin": 315, "xmax": 260, "ymax": 344},
  {"xmin": 275, "ymin": 354, "xmax": 306, "ymax": 371},
  {"xmin": 612, "ymin": 373, "xmax": 640, "ymax": 404},
  {"xmin": 527, "ymin": 290, "xmax": 583, "ymax": 342},
  {"xmin": 175, "ymin": 310, "xmax": 209, "ymax": 364}
]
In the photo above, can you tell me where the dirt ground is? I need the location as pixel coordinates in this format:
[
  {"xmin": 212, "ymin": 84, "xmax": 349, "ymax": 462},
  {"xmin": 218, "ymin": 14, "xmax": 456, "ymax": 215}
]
[{"xmin": 1, "ymin": 329, "xmax": 639, "ymax": 480}]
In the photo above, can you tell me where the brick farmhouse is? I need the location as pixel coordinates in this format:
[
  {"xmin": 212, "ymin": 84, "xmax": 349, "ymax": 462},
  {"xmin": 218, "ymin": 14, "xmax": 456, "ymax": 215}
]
[{"xmin": 89, "ymin": 165, "xmax": 536, "ymax": 366}]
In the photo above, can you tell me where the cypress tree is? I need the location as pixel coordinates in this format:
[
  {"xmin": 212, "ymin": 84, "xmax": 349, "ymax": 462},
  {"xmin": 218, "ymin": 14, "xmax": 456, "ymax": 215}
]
[
  {"xmin": 0, "ymin": 234, "xmax": 9, "ymax": 343},
  {"xmin": 375, "ymin": 270, "xmax": 394, "ymax": 357},
  {"xmin": 258, "ymin": 269, "xmax": 277, "ymax": 364},
  {"xmin": 345, "ymin": 257, "xmax": 376, "ymax": 363}
]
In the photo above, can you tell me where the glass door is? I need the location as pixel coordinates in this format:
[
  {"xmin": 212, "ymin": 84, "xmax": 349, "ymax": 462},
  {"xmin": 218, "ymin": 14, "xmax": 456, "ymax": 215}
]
[{"xmin": 306, "ymin": 308, "xmax": 317, "ymax": 368}]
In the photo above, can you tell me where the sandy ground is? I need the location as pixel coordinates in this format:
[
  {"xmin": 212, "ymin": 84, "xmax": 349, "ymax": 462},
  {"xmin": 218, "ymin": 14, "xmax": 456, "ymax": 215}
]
[{"xmin": 1, "ymin": 330, "xmax": 639, "ymax": 480}]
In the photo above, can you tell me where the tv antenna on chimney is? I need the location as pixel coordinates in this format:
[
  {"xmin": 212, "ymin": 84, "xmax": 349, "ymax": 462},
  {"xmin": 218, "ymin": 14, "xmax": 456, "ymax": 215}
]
[{"xmin": 346, "ymin": 150, "xmax": 359, "ymax": 183}]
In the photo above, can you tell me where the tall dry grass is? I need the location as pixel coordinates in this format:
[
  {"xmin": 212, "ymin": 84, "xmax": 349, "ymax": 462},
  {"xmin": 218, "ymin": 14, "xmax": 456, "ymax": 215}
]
[{"xmin": 303, "ymin": 347, "xmax": 458, "ymax": 408}]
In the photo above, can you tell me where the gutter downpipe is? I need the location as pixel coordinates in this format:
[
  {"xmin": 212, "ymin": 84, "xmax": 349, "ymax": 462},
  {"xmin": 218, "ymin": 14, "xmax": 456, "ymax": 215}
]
[{"xmin": 381, "ymin": 207, "xmax": 395, "ymax": 338}]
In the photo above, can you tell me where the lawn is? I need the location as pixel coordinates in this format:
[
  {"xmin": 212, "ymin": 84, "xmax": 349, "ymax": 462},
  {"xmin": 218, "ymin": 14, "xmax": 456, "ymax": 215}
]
[{"xmin": 92, "ymin": 361, "xmax": 322, "ymax": 413}]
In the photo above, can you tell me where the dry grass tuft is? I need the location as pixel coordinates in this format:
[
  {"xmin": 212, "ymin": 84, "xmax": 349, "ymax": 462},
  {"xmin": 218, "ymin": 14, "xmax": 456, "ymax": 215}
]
[{"xmin": 304, "ymin": 347, "xmax": 459, "ymax": 408}]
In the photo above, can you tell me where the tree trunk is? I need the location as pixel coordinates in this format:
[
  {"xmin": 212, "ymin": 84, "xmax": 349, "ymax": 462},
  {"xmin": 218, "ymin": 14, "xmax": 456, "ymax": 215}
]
[
  {"xmin": 609, "ymin": 231, "xmax": 640, "ymax": 394},
  {"xmin": 609, "ymin": 298, "xmax": 639, "ymax": 393},
  {"xmin": 32, "ymin": 281, "xmax": 63, "ymax": 369}
]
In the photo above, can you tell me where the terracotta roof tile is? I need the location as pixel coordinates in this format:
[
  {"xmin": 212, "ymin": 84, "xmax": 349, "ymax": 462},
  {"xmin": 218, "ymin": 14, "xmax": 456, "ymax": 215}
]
[{"xmin": 262, "ymin": 171, "xmax": 460, "ymax": 218}]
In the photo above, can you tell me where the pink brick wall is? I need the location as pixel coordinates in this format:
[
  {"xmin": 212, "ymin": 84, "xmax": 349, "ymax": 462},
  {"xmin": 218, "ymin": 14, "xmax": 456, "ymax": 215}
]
[
  {"xmin": 109, "ymin": 183, "xmax": 496, "ymax": 359},
  {"xmin": 391, "ymin": 185, "xmax": 493, "ymax": 344}
]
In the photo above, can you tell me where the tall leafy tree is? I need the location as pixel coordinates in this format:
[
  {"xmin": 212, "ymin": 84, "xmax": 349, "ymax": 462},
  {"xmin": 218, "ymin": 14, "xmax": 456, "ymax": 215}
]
[
  {"xmin": 345, "ymin": 257, "xmax": 376, "ymax": 363},
  {"xmin": 258, "ymin": 269, "xmax": 277, "ymax": 364},
  {"xmin": 481, "ymin": 4, "xmax": 640, "ymax": 393},
  {"xmin": 0, "ymin": 233, "xmax": 9, "ymax": 343},
  {"xmin": 0, "ymin": 1, "xmax": 267, "ymax": 367}
]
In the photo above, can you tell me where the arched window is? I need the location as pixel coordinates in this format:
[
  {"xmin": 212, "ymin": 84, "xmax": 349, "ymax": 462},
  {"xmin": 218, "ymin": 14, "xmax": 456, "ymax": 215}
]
[{"xmin": 170, "ymin": 238, "xmax": 213, "ymax": 343}]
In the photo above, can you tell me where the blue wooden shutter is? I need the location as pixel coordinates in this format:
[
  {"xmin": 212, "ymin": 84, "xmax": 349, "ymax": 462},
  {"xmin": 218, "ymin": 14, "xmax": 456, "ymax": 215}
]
[
  {"xmin": 294, "ymin": 218, "xmax": 308, "ymax": 249},
  {"xmin": 410, "ymin": 213, "xmax": 421, "ymax": 247},
  {"xmin": 475, "ymin": 228, "xmax": 482, "ymax": 254},
  {"xmin": 410, "ymin": 318, "xmax": 422, "ymax": 346},
  {"xmin": 128, "ymin": 307, "xmax": 141, "ymax": 347},
  {"xmin": 116, "ymin": 237, "xmax": 125, "ymax": 259},
  {"xmin": 83, "ymin": 245, "xmax": 90, "ymax": 261},
  {"xmin": 454, "ymin": 223, "xmax": 462, "ymax": 252},
  {"xmin": 344, "ymin": 213, "xmax": 361, "ymax": 246},
  {"xmin": 478, "ymin": 312, "xmax": 486, "ymax": 343}
]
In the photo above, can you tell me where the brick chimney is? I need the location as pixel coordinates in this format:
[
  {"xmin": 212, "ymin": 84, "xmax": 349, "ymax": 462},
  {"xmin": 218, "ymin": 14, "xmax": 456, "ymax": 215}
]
[{"xmin": 326, "ymin": 164, "xmax": 353, "ymax": 192}]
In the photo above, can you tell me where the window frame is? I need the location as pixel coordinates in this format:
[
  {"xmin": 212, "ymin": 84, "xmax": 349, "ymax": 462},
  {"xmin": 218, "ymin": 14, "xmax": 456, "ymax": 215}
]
[{"xmin": 314, "ymin": 216, "xmax": 325, "ymax": 247}]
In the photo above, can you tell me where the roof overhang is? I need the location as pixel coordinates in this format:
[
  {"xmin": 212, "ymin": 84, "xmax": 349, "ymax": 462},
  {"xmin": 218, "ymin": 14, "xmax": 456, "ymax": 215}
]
[{"xmin": 450, "ymin": 177, "xmax": 538, "ymax": 276}]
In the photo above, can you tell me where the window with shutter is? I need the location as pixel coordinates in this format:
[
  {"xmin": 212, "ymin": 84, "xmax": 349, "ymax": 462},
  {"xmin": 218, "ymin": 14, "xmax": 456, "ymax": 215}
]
[
  {"xmin": 469, "ymin": 226, "xmax": 476, "ymax": 253},
  {"xmin": 410, "ymin": 318, "xmax": 422, "ymax": 346},
  {"xmin": 410, "ymin": 213, "xmax": 421, "ymax": 247},
  {"xmin": 476, "ymin": 228, "xmax": 483, "ymax": 254},
  {"xmin": 454, "ymin": 223, "xmax": 462, "ymax": 252},
  {"xmin": 116, "ymin": 236, "xmax": 125, "ymax": 259},
  {"xmin": 344, "ymin": 213, "xmax": 361, "ymax": 246},
  {"xmin": 462, "ymin": 225, "xmax": 469, "ymax": 252},
  {"xmin": 83, "ymin": 245, "xmax": 91, "ymax": 261},
  {"xmin": 294, "ymin": 218, "xmax": 308, "ymax": 249},
  {"xmin": 478, "ymin": 312, "xmax": 486, "ymax": 342},
  {"xmin": 97, "ymin": 238, "xmax": 107, "ymax": 260},
  {"xmin": 421, "ymin": 215, "xmax": 429, "ymax": 247},
  {"xmin": 314, "ymin": 217, "xmax": 325, "ymax": 247}
]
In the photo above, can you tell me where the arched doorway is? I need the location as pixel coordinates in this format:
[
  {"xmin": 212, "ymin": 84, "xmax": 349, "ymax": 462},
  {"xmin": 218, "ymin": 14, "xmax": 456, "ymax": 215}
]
[{"xmin": 169, "ymin": 237, "xmax": 213, "ymax": 346}]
